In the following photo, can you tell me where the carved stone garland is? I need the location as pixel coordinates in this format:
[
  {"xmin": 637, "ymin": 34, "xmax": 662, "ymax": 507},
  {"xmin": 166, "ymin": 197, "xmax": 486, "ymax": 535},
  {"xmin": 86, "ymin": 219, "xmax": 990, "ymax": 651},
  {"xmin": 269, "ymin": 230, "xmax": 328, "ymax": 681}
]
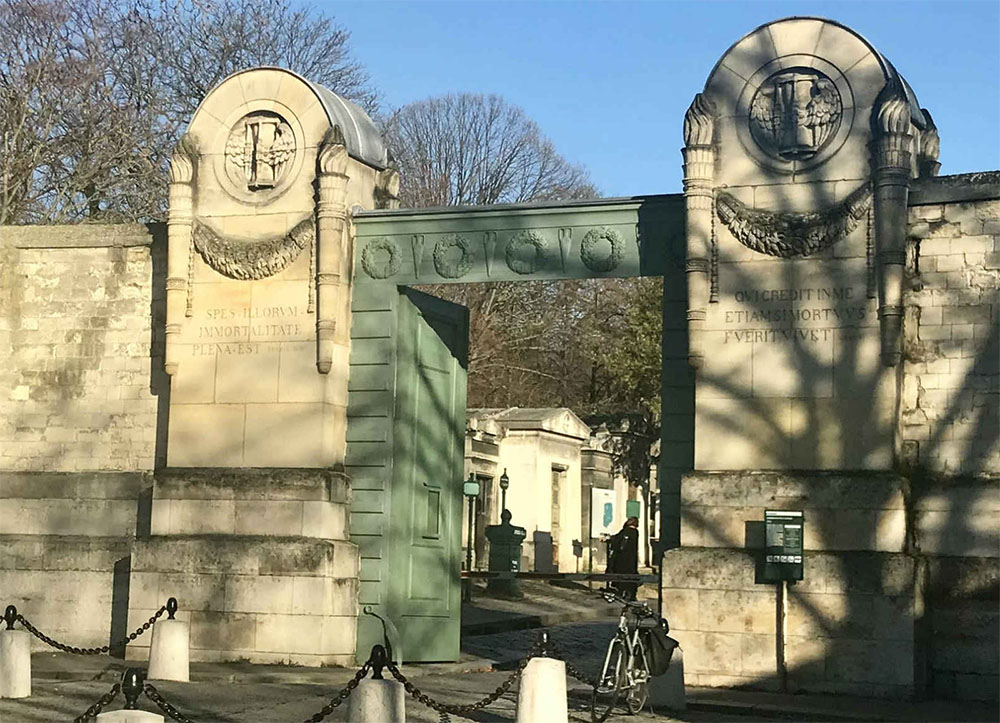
[
  {"xmin": 433, "ymin": 234, "xmax": 473, "ymax": 279},
  {"xmin": 580, "ymin": 227, "xmax": 624, "ymax": 272},
  {"xmin": 505, "ymin": 231, "xmax": 548, "ymax": 275},
  {"xmin": 361, "ymin": 237, "xmax": 402, "ymax": 279},
  {"xmin": 715, "ymin": 183, "xmax": 872, "ymax": 258},
  {"xmin": 192, "ymin": 217, "xmax": 315, "ymax": 280}
]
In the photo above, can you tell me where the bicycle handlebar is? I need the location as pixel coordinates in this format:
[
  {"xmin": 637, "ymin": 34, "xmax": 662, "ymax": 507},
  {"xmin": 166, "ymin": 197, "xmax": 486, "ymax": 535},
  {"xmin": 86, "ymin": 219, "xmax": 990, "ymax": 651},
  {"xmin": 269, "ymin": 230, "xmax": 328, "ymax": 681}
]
[{"xmin": 598, "ymin": 589, "xmax": 654, "ymax": 613}]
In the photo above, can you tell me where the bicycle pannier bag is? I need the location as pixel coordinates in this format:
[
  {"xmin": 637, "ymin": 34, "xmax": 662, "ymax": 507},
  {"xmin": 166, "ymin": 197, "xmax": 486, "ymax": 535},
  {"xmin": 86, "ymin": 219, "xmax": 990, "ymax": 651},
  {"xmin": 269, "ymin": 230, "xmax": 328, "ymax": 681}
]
[{"xmin": 643, "ymin": 619, "xmax": 678, "ymax": 677}]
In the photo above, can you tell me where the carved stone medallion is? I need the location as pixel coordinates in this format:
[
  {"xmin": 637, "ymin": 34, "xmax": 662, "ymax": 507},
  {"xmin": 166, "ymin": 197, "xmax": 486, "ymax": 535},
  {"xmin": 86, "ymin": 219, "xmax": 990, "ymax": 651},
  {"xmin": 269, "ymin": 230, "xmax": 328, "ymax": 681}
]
[
  {"xmin": 735, "ymin": 56, "xmax": 854, "ymax": 174},
  {"xmin": 749, "ymin": 68, "xmax": 842, "ymax": 162},
  {"xmin": 224, "ymin": 111, "xmax": 296, "ymax": 199}
]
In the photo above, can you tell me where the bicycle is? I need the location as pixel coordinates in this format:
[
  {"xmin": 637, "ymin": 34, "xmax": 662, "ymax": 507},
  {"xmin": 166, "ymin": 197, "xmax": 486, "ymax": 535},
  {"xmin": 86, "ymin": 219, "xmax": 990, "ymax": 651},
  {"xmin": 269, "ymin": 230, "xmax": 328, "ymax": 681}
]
[{"xmin": 590, "ymin": 588, "xmax": 660, "ymax": 721}]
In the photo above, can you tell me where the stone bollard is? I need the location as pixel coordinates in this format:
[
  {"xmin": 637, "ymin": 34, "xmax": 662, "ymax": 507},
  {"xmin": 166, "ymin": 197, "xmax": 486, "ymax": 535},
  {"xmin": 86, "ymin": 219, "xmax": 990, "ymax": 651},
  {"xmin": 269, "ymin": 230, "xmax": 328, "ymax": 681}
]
[
  {"xmin": 516, "ymin": 657, "xmax": 568, "ymax": 723},
  {"xmin": 348, "ymin": 679, "xmax": 405, "ymax": 723},
  {"xmin": 147, "ymin": 598, "xmax": 189, "ymax": 683},
  {"xmin": 98, "ymin": 669, "xmax": 164, "ymax": 722},
  {"xmin": 648, "ymin": 646, "xmax": 686, "ymax": 711},
  {"xmin": 97, "ymin": 712, "xmax": 164, "ymax": 722},
  {"xmin": 0, "ymin": 605, "xmax": 31, "ymax": 699},
  {"xmin": 348, "ymin": 646, "xmax": 405, "ymax": 723}
]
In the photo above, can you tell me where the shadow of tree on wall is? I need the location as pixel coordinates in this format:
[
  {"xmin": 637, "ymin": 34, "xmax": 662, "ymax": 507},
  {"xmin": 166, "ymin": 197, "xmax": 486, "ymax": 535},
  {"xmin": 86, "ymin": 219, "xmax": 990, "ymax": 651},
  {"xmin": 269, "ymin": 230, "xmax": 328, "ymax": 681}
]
[{"xmin": 678, "ymin": 171, "xmax": 998, "ymax": 697}]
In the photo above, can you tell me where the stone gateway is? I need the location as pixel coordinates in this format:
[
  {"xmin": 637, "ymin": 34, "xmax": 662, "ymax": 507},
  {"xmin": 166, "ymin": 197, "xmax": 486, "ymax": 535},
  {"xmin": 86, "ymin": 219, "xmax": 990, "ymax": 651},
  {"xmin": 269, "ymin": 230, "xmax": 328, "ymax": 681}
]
[{"xmin": 0, "ymin": 17, "xmax": 996, "ymax": 701}]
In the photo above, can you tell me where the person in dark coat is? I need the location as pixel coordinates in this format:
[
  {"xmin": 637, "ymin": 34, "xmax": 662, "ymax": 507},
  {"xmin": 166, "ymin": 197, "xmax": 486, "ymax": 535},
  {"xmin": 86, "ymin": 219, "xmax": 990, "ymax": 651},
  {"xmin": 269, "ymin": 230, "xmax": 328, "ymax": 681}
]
[{"xmin": 606, "ymin": 516, "xmax": 640, "ymax": 601}]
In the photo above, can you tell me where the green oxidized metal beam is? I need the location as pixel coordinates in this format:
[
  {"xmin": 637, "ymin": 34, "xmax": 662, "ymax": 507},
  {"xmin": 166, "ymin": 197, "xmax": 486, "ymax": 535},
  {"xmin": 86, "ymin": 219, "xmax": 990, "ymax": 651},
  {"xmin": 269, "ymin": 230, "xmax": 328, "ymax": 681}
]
[{"xmin": 352, "ymin": 194, "xmax": 684, "ymax": 285}]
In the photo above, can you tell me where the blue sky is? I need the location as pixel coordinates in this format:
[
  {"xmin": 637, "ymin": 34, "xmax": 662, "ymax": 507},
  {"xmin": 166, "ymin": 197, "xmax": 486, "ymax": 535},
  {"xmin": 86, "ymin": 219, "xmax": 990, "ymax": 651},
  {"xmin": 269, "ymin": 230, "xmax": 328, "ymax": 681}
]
[{"xmin": 325, "ymin": 1, "xmax": 1000, "ymax": 197}]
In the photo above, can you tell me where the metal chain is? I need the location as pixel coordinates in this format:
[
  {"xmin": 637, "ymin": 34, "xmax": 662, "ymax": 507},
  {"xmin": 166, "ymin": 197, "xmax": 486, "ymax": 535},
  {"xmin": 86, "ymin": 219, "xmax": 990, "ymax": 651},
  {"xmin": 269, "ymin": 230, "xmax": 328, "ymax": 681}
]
[
  {"xmin": 545, "ymin": 637, "xmax": 599, "ymax": 688},
  {"xmin": 144, "ymin": 683, "xmax": 198, "ymax": 723},
  {"xmin": 301, "ymin": 662, "xmax": 372, "ymax": 723},
  {"xmin": 563, "ymin": 658, "xmax": 600, "ymax": 689},
  {"xmin": 386, "ymin": 638, "xmax": 543, "ymax": 717},
  {"xmin": 72, "ymin": 683, "xmax": 120, "ymax": 723},
  {"xmin": 16, "ymin": 604, "xmax": 167, "ymax": 655}
]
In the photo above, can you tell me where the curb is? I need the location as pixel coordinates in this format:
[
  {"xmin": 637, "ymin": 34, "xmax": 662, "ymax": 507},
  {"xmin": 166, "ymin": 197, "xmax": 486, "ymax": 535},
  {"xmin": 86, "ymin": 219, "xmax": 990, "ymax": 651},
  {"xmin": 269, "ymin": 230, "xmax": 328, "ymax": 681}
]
[{"xmin": 687, "ymin": 699, "xmax": 888, "ymax": 721}]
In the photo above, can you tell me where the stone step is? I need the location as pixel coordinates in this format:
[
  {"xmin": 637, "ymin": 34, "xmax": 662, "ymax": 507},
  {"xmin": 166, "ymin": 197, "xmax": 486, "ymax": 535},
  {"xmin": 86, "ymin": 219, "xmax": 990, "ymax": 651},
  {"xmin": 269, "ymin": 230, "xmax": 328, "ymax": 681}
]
[
  {"xmin": 153, "ymin": 468, "xmax": 349, "ymax": 503},
  {"xmin": 127, "ymin": 535, "xmax": 360, "ymax": 666},
  {"xmin": 0, "ymin": 472, "xmax": 146, "ymax": 537},
  {"xmin": 0, "ymin": 534, "xmax": 133, "ymax": 653},
  {"xmin": 148, "ymin": 468, "xmax": 351, "ymax": 540}
]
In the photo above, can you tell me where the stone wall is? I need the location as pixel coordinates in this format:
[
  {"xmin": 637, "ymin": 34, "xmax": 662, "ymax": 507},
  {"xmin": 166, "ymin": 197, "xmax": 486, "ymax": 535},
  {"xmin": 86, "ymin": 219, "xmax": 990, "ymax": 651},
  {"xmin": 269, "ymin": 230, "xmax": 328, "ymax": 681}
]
[
  {"xmin": 665, "ymin": 179, "xmax": 1000, "ymax": 702},
  {"xmin": 0, "ymin": 224, "xmax": 164, "ymax": 473},
  {"xmin": 903, "ymin": 180, "xmax": 1000, "ymax": 475}
]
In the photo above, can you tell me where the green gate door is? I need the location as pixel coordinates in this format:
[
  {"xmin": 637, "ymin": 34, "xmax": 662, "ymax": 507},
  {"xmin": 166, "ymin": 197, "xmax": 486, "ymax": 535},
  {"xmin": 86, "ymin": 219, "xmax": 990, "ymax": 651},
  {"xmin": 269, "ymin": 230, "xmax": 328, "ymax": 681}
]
[{"xmin": 348, "ymin": 285, "xmax": 468, "ymax": 663}]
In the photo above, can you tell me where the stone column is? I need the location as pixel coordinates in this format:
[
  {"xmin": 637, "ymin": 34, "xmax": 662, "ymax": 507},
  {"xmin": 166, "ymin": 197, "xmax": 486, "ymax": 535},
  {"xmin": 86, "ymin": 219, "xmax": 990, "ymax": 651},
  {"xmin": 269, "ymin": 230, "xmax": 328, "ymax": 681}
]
[
  {"xmin": 315, "ymin": 127, "xmax": 351, "ymax": 374},
  {"xmin": 872, "ymin": 87, "xmax": 914, "ymax": 367},
  {"xmin": 164, "ymin": 135, "xmax": 195, "ymax": 376},
  {"xmin": 682, "ymin": 94, "xmax": 715, "ymax": 370}
]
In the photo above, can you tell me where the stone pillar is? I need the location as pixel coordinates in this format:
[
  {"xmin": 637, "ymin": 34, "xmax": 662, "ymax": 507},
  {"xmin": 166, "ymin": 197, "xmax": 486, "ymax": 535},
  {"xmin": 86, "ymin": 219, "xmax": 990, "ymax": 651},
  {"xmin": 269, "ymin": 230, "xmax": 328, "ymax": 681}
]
[
  {"xmin": 873, "ymin": 86, "xmax": 915, "ymax": 367},
  {"xmin": 164, "ymin": 135, "xmax": 195, "ymax": 376},
  {"xmin": 682, "ymin": 94, "xmax": 715, "ymax": 370},
  {"xmin": 316, "ymin": 127, "xmax": 351, "ymax": 376}
]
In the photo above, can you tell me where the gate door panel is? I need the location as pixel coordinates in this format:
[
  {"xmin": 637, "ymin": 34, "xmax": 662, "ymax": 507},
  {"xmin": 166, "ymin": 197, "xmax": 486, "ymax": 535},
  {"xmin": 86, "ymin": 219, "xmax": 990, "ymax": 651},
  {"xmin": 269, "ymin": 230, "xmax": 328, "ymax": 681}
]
[{"xmin": 347, "ymin": 285, "xmax": 468, "ymax": 663}]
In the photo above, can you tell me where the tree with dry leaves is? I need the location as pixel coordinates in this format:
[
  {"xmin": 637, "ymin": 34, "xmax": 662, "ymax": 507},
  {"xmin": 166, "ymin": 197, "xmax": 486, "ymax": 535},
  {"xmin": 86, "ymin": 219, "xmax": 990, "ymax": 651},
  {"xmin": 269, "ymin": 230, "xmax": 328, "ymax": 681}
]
[{"xmin": 0, "ymin": 0, "xmax": 376, "ymax": 225}]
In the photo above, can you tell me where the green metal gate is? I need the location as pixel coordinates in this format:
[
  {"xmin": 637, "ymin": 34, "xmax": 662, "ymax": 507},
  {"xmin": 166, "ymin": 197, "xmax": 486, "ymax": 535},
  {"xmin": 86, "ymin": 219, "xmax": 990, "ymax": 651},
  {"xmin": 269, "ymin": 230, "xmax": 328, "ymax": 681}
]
[{"xmin": 348, "ymin": 284, "xmax": 468, "ymax": 662}]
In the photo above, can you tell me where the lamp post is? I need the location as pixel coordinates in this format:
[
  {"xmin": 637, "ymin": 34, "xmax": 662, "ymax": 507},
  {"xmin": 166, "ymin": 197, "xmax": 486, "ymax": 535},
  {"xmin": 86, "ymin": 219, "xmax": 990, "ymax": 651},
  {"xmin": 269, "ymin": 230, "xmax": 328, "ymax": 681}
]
[
  {"xmin": 462, "ymin": 473, "xmax": 480, "ymax": 602},
  {"xmin": 499, "ymin": 468, "xmax": 510, "ymax": 514}
]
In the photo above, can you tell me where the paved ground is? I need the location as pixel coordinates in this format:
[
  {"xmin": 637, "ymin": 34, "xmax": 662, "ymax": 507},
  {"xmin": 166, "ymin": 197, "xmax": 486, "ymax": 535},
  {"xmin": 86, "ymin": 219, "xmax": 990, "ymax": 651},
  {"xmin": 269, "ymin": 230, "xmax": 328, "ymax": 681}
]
[
  {"xmin": 2, "ymin": 580, "xmax": 996, "ymax": 722},
  {"xmin": 1, "ymin": 674, "xmax": 739, "ymax": 722}
]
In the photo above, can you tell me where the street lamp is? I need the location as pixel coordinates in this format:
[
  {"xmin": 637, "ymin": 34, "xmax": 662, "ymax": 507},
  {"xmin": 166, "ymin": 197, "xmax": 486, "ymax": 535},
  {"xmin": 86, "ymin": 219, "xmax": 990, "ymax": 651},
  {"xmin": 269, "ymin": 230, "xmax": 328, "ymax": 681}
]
[
  {"xmin": 499, "ymin": 468, "xmax": 509, "ymax": 514},
  {"xmin": 462, "ymin": 473, "xmax": 480, "ymax": 602}
]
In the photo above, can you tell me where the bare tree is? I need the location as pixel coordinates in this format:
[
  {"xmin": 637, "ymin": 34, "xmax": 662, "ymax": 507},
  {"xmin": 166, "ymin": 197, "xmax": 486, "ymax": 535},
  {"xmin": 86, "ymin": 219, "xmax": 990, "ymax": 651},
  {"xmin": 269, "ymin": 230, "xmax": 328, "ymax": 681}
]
[
  {"xmin": 386, "ymin": 92, "xmax": 606, "ymax": 414},
  {"xmin": 383, "ymin": 93, "xmax": 597, "ymax": 207},
  {"xmin": 0, "ymin": 0, "xmax": 377, "ymax": 225},
  {"xmin": 385, "ymin": 92, "xmax": 662, "ymax": 487}
]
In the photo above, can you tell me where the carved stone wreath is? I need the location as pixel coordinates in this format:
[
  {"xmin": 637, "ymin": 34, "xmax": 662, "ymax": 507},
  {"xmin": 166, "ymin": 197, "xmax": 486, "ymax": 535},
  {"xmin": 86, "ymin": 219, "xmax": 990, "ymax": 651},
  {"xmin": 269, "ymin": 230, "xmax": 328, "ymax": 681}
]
[
  {"xmin": 361, "ymin": 237, "xmax": 401, "ymax": 279},
  {"xmin": 192, "ymin": 218, "xmax": 314, "ymax": 280},
  {"xmin": 580, "ymin": 228, "xmax": 624, "ymax": 272},
  {"xmin": 715, "ymin": 183, "xmax": 872, "ymax": 258},
  {"xmin": 433, "ymin": 235, "xmax": 473, "ymax": 279},
  {"xmin": 505, "ymin": 231, "xmax": 548, "ymax": 275}
]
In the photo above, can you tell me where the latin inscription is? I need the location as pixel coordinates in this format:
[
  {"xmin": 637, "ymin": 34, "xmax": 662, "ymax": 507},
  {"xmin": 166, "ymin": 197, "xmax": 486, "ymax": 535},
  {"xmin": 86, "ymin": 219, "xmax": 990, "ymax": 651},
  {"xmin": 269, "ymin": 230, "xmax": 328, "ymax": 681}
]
[
  {"xmin": 187, "ymin": 304, "xmax": 311, "ymax": 356},
  {"xmin": 722, "ymin": 286, "xmax": 866, "ymax": 344}
]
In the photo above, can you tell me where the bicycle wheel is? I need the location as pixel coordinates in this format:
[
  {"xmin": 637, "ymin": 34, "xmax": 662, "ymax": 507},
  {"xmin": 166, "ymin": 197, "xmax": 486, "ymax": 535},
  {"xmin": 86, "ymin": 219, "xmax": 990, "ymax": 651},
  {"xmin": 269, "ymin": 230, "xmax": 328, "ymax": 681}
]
[
  {"xmin": 625, "ymin": 679, "xmax": 648, "ymax": 714},
  {"xmin": 591, "ymin": 639, "xmax": 625, "ymax": 723},
  {"xmin": 625, "ymin": 642, "xmax": 649, "ymax": 714}
]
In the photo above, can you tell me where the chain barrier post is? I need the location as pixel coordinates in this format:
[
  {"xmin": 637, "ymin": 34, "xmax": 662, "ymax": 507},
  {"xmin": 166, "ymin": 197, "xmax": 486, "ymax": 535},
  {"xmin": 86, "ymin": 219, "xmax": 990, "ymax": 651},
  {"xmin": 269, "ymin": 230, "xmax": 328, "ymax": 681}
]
[
  {"xmin": 348, "ymin": 645, "xmax": 405, "ymax": 723},
  {"xmin": 148, "ymin": 598, "xmax": 189, "ymax": 683},
  {"xmin": 96, "ymin": 670, "xmax": 164, "ymax": 722},
  {"xmin": 0, "ymin": 604, "xmax": 31, "ymax": 699},
  {"xmin": 14, "ymin": 601, "xmax": 168, "ymax": 656},
  {"xmin": 516, "ymin": 631, "xmax": 568, "ymax": 723}
]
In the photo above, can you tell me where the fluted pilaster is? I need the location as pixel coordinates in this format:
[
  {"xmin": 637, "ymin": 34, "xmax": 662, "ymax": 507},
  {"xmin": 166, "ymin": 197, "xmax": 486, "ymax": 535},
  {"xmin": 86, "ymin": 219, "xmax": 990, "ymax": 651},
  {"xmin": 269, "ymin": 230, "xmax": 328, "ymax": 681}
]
[
  {"xmin": 682, "ymin": 94, "xmax": 716, "ymax": 370},
  {"xmin": 165, "ymin": 135, "xmax": 196, "ymax": 376}
]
